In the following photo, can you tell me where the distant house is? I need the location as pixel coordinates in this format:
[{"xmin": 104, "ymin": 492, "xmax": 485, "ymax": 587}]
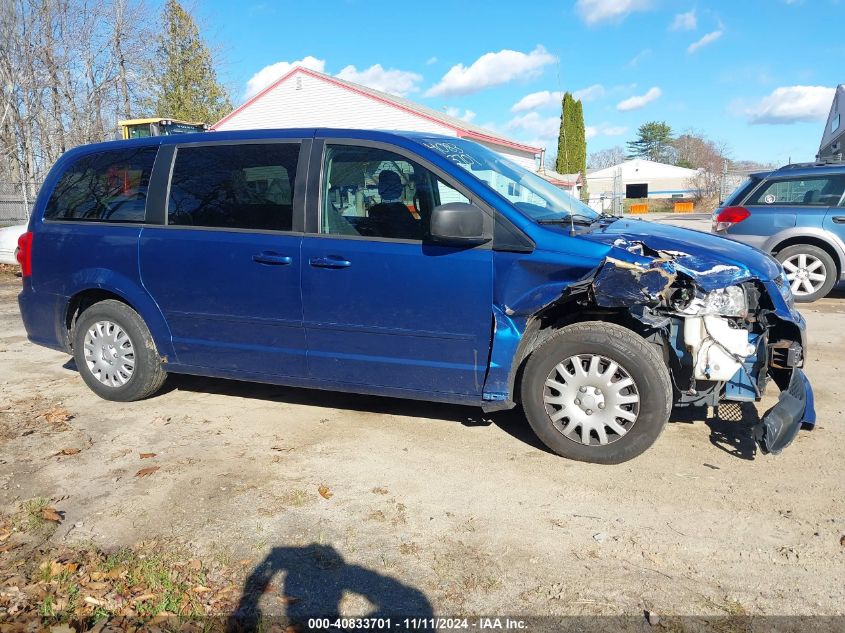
[
  {"xmin": 213, "ymin": 66, "xmax": 542, "ymax": 171},
  {"xmin": 586, "ymin": 159, "xmax": 699, "ymax": 204},
  {"xmin": 818, "ymin": 84, "xmax": 845, "ymax": 160}
]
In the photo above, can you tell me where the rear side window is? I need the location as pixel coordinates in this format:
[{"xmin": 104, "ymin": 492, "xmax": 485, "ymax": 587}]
[
  {"xmin": 45, "ymin": 147, "xmax": 157, "ymax": 222},
  {"xmin": 168, "ymin": 143, "xmax": 300, "ymax": 231},
  {"xmin": 747, "ymin": 174, "xmax": 845, "ymax": 207}
]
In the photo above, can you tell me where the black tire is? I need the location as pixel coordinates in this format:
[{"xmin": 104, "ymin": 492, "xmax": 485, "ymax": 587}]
[
  {"xmin": 72, "ymin": 299, "xmax": 167, "ymax": 402},
  {"xmin": 775, "ymin": 244, "xmax": 837, "ymax": 303},
  {"xmin": 520, "ymin": 322, "xmax": 672, "ymax": 464}
]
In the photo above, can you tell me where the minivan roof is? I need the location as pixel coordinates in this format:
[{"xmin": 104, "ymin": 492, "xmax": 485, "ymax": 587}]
[{"xmin": 71, "ymin": 128, "xmax": 461, "ymax": 152}]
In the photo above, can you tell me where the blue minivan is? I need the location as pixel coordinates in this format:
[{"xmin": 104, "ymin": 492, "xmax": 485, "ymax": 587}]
[{"xmin": 16, "ymin": 129, "xmax": 815, "ymax": 463}]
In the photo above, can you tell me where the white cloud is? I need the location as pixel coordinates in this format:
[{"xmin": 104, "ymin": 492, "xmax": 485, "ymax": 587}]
[
  {"xmin": 425, "ymin": 45, "xmax": 556, "ymax": 97},
  {"xmin": 587, "ymin": 123, "xmax": 627, "ymax": 139},
  {"xmin": 511, "ymin": 91, "xmax": 562, "ymax": 112},
  {"xmin": 626, "ymin": 48, "xmax": 651, "ymax": 67},
  {"xmin": 688, "ymin": 29, "xmax": 723, "ymax": 53},
  {"xmin": 336, "ymin": 64, "xmax": 423, "ymax": 97},
  {"xmin": 510, "ymin": 85, "xmax": 605, "ymax": 113},
  {"xmin": 574, "ymin": 84, "xmax": 606, "ymax": 102},
  {"xmin": 575, "ymin": 0, "xmax": 652, "ymax": 25},
  {"xmin": 426, "ymin": 56, "xmax": 438, "ymax": 65},
  {"xmin": 616, "ymin": 86, "xmax": 662, "ymax": 111},
  {"xmin": 244, "ymin": 56, "xmax": 326, "ymax": 99},
  {"xmin": 670, "ymin": 10, "xmax": 697, "ymax": 31},
  {"xmin": 444, "ymin": 106, "xmax": 477, "ymax": 122},
  {"xmin": 505, "ymin": 112, "xmax": 561, "ymax": 140},
  {"xmin": 744, "ymin": 85, "xmax": 835, "ymax": 125}
]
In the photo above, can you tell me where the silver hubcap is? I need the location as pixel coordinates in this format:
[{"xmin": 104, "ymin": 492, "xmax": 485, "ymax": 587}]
[
  {"xmin": 543, "ymin": 354, "xmax": 640, "ymax": 446},
  {"xmin": 83, "ymin": 320, "xmax": 135, "ymax": 387},
  {"xmin": 782, "ymin": 254, "xmax": 826, "ymax": 296}
]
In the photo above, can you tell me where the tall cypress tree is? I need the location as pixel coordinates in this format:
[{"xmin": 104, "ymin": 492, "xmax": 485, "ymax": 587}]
[
  {"xmin": 151, "ymin": 0, "xmax": 232, "ymax": 123},
  {"xmin": 573, "ymin": 99, "xmax": 588, "ymax": 201},
  {"xmin": 556, "ymin": 93, "xmax": 589, "ymax": 201},
  {"xmin": 555, "ymin": 93, "xmax": 577, "ymax": 174}
]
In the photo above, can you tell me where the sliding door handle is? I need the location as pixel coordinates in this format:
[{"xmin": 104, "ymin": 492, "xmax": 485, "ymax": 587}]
[
  {"xmin": 309, "ymin": 256, "xmax": 351, "ymax": 269},
  {"xmin": 253, "ymin": 252, "xmax": 292, "ymax": 265}
]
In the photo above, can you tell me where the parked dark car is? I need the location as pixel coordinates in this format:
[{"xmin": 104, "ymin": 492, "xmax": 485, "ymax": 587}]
[
  {"xmin": 16, "ymin": 129, "xmax": 814, "ymax": 463},
  {"xmin": 712, "ymin": 160, "xmax": 845, "ymax": 302}
]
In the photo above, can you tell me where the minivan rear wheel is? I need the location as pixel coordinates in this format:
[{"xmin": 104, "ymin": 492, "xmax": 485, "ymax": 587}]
[
  {"xmin": 72, "ymin": 300, "xmax": 167, "ymax": 401},
  {"xmin": 776, "ymin": 244, "xmax": 836, "ymax": 303},
  {"xmin": 520, "ymin": 322, "xmax": 672, "ymax": 464}
]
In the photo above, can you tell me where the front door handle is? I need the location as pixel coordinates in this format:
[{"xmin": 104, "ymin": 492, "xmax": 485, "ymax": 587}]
[
  {"xmin": 309, "ymin": 256, "xmax": 352, "ymax": 269},
  {"xmin": 253, "ymin": 252, "xmax": 292, "ymax": 265},
  {"xmin": 832, "ymin": 216, "xmax": 845, "ymax": 224}
]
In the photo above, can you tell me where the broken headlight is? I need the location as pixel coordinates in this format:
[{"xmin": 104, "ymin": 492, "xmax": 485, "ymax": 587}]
[{"xmin": 682, "ymin": 285, "xmax": 748, "ymax": 317}]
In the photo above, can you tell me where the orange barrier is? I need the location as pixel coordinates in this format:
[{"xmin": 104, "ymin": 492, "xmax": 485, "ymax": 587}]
[
  {"xmin": 674, "ymin": 201, "xmax": 694, "ymax": 214},
  {"xmin": 630, "ymin": 203, "xmax": 648, "ymax": 214}
]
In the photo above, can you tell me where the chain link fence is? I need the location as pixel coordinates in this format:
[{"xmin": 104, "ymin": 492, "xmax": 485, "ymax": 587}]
[{"xmin": 0, "ymin": 181, "xmax": 41, "ymax": 225}]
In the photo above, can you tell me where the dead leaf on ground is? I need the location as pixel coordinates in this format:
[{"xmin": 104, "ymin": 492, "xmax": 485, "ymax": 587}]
[
  {"xmin": 0, "ymin": 542, "xmax": 22, "ymax": 553},
  {"xmin": 48, "ymin": 624, "xmax": 76, "ymax": 633},
  {"xmin": 371, "ymin": 487, "xmax": 389, "ymax": 495},
  {"xmin": 40, "ymin": 507, "xmax": 64, "ymax": 523},
  {"xmin": 41, "ymin": 406, "xmax": 73, "ymax": 424},
  {"xmin": 318, "ymin": 485, "xmax": 333, "ymax": 500},
  {"xmin": 0, "ymin": 528, "xmax": 11, "ymax": 542},
  {"xmin": 191, "ymin": 585, "xmax": 212, "ymax": 594},
  {"xmin": 133, "ymin": 593, "xmax": 156, "ymax": 602},
  {"xmin": 135, "ymin": 466, "xmax": 160, "ymax": 477},
  {"xmin": 51, "ymin": 448, "xmax": 80, "ymax": 457},
  {"xmin": 139, "ymin": 452, "xmax": 156, "ymax": 459},
  {"xmin": 83, "ymin": 596, "xmax": 103, "ymax": 606}
]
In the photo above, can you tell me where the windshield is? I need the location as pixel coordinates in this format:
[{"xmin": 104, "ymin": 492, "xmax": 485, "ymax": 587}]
[{"xmin": 417, "ymin": 137, "xmax": 598, "ymax": 223}]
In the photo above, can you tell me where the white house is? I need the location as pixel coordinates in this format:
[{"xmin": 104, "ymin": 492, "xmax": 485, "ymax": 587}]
[
  {"xmin": 818, "ymin": 84, "xmax": 844, "ymax": 160},
  {"xmin": 586, "ymin": 159, "xmax": 699, "ymax": 203},
  {"xmin": 213, "ymin": 67, "xmax": 541, "ymax": 171}
]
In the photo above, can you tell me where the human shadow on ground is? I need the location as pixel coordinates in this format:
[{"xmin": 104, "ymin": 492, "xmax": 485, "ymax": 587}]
[{"xmin": 227, "ymin": 544, "xmax": 433, "ymax": 632}]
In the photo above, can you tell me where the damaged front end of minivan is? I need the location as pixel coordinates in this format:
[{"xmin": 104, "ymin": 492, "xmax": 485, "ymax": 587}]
[{"xmin": 484, "ymin": 235, "xmax": 815, "ymax": 455}]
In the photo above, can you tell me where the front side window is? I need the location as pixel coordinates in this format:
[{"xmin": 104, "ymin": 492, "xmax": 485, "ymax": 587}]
[
  {"xmin": 321, "ymin": 144, "xmax": 468, "ymax": 240},
  {"xmin": 45, "ymin": 147, "xmax": 157, "ymax": 222},
  {"xmin": 168, "ymin": 143, "xmax": 300, "ymax": 231},
  {"xmin": 747, "ymin": 174, "xmax": 845, "ymax": 207}
]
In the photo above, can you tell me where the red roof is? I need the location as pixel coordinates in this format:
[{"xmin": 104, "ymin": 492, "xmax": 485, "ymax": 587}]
[{"xmin": 213, "ymin": 66, "xmax": 541, "ymax": 155}]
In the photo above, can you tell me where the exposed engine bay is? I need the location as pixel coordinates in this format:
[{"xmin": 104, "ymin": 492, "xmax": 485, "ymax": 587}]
[{"xmin": 581, "ymin": 238, "xmax": 813, "ymax": 454}]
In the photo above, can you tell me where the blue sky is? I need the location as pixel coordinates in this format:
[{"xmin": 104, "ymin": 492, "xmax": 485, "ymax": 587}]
[{"xmin": 200, "ymin": 0, "xmax": 843, "ymax": 165}]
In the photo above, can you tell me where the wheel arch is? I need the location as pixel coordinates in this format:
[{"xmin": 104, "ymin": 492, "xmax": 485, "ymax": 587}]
[
  {"xmin": 770, "ymin": 234, "xmax": 843, "ymax": 280},
  {"xmin": 497, "ymin": 301, "xmax": 663, "ymax": 409},
  {"xmin": 62, "ymin": 274, "xmax": 174, "ymax": 360}
]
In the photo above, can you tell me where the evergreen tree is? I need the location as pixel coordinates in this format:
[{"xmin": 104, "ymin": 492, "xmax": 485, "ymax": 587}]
[
  {"xmin": 151, "ymin": 0, "xmax": 232, "ymax": 123},
  {"xmin": 573, "ymin": 99, "xmax": 588, "ymax": 202},
  {"xmin": 555, "ymin": 93, "xmax": 589, "ymax": 201},
  {"xmin": 626, "ymin": 121, "xmax": 675, "ymax": 162},
  {"xmin": 555, "ymin": 93, "xmax": 578, "ymax": 174}
]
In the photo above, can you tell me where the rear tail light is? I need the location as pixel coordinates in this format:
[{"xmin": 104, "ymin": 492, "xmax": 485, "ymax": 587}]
[
  {"xmin": 17, "ymin": 231, "xmax": 33, "ymax": 277},
  {"xmin": 713, "ymin": 206, "xmax": 750, "ymax": 232}
]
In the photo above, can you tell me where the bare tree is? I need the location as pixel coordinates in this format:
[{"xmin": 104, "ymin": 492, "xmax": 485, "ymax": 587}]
[
  {"xmin": 0, "ymin": 0, "xmax": 157, "ymax": 184},
  {"xmin": 672, "ymin": 129, "xmax": 731, "ymax": 203},
  {"xmin": 587, "ymin": 146, "xmax": 625, "ymax": 170}
]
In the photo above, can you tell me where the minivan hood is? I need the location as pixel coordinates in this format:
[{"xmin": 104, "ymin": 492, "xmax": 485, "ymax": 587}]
[{"xmin": 579, "ymin": 218, "xmax": 782, "ymax": 288}]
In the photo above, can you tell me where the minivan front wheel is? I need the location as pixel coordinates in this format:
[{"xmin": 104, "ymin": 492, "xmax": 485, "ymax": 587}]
[
  {"xmin": 520, "ymin": 322, "xmax": 671, "ymax": 464},
  {"xmin": 72, "ymin": 300, "xmax": 167, "ymax": 402},
  {"xmin": 776, "ymin": 244, "xmax": 836, "ymax": 303}
]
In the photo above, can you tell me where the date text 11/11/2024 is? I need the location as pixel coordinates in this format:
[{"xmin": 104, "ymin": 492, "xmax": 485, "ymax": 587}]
[{"xmin": 306, "ymin": 617, "xmax": 528, "ymax": 630}]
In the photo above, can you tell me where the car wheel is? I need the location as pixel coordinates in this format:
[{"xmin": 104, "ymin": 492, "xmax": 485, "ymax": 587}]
[
  {"xmin": 520, "ymin": 322, "xmax": 672, "ymax": 464},
  {"xmin": 776, "ymin": 244, "xmax": 836, "ymax": 303},
  {"xmin": 72, "ymin": 299, "xmax": 167, "ymax": 402}
]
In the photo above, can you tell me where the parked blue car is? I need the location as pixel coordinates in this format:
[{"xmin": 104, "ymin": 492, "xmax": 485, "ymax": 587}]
[
  {"xmin": 713, "ymin": 160, "xmax": 845, "ymax": 302},
  {"xmin": 16, "ymin": 129, "xmax": 814, "ymax": 463}
]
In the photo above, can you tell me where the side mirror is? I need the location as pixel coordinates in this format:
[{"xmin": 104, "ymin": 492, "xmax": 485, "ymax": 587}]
[{"xmin": 429, "ymin": 202, "xmax": 492, "ymax": 246}]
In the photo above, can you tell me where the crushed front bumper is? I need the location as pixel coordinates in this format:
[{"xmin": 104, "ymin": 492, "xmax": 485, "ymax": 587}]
[{"xmin": 756, "ymin": 368, "xmax": 816, "ymax": 454}]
